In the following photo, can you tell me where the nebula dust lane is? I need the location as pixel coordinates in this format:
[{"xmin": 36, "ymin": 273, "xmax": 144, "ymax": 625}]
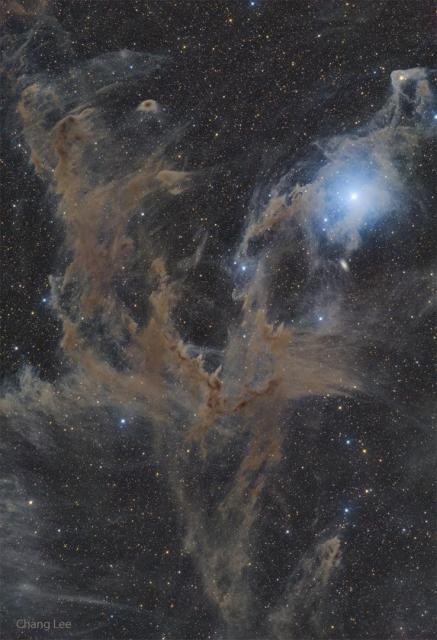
[{"xmin": 0, "ymin": 2, "xmax": 436, "ymax": 639}]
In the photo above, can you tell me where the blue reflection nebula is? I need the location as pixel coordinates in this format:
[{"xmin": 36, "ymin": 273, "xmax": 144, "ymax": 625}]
[{"xmin": 315, "ymin": 169, "xmax": 394, "ymax": 252}]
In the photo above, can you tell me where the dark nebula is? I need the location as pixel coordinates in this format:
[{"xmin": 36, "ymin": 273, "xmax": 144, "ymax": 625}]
[{"xmin": 0, "ymin": 2, "xmax": 436, "ymax": 639}]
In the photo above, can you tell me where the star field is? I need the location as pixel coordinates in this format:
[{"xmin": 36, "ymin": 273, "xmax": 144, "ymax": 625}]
[{"xmin": 0, "ymin": 2, "xmax": 436, "ymax": 640}]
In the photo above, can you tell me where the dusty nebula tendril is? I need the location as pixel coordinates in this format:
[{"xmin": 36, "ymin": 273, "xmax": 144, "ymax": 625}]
[{"xmin": 1, "ymin": 2, "xmax": 436, "ymax": 639}]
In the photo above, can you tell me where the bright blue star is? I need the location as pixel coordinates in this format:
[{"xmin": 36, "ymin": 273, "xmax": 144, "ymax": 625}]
[
  {"xmin": 316, "ymin": 169, "xmax": 395, "ymax": 252},
  {"xmin": 344, "ymin": 507, "xmax": 350, "ymax": 514}
]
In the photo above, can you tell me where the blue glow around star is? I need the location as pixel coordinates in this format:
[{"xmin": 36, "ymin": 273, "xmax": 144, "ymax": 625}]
[{"xmin": 314, "ymin": 167, "xmax": 396, "ymax": 252}]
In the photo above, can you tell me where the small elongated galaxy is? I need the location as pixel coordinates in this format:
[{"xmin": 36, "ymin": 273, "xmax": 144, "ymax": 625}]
[{"xmin": 1, "ymin": 2, "xmax": 436, "ymax": 639}]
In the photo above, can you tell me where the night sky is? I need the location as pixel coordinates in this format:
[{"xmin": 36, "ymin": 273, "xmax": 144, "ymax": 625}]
[{"xmin": 0, "ymin": 2, "xmax": 436, "ymax": 639}]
